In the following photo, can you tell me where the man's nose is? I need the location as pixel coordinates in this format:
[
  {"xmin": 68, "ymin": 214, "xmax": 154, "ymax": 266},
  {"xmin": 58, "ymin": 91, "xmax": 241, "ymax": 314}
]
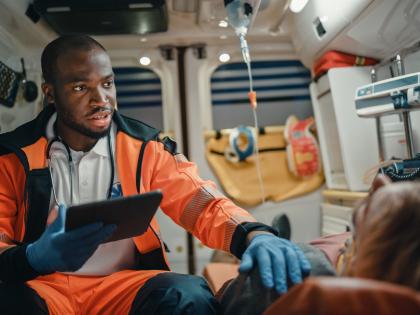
[{"xmin": 91, "ymin": 87, "xmax": 109, "ymax": 105}]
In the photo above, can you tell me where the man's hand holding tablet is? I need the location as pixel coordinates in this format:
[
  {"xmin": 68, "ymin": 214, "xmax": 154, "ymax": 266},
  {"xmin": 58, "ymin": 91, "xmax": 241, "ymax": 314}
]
[{"xmin": 66, "ymin": 190, "xmax": 163, "ymax": 242}]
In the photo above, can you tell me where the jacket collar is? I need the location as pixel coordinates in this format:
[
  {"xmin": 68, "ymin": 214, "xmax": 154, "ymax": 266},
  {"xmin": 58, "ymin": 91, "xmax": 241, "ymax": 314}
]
[
  {"xmin": 113, "ymin": 111, "xmax": 160, "ymax": 142},
  {"xmin": 0, "ymin": 104, "xmax": 161, "ymax": 151}
]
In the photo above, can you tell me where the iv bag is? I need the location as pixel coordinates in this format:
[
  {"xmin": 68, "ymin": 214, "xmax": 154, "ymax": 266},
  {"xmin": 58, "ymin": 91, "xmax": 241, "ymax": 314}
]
[{"xmin": 224, "ymin": 0, "xmax": 261, "ymax": 36}]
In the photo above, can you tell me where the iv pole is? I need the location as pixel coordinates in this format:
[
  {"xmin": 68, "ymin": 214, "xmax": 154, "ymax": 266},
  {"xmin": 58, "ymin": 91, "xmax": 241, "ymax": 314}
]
[
  {"xmin": 371, "ymin": 40, "xmax": 420, "ymax": 160},
  {"xmin": 392, "ymin": 54, "xmax": 415, "ymax": 158},
  {"xmin": 370, "ymin": 68, "xmax": 385, "ymax": 162}
]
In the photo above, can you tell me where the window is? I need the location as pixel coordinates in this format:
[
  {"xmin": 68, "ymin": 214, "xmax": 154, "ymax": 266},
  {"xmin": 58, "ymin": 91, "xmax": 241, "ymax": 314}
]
[
  {"xmin": 211, "ymin": 60, "xmax": 312, "ymax": 130},
  {"xmin": 114, "ymin": 67, "xmax": 163, "ymax": 130}
]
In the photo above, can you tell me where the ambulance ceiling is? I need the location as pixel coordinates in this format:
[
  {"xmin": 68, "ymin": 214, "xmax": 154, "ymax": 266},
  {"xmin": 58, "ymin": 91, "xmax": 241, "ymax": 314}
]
[
  {"xmin": 286, "ymin": 0, "xmax": 420, "ymax": 67},
  {"xmin": 99, "ymin": 0, "xmax": 291, "ymax": 49},
  {"xmin": 3, "ymin": 0, "xmax": 420, "ymax": 67},
  {"xmin": 0, "ymin": 0, "xmax": 291, "ymax": 50}
]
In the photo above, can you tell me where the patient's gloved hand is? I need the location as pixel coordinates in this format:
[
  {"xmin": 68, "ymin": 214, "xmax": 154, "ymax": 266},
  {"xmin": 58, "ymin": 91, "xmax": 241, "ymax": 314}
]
[
  {"xmin": 239, "ymin": 233, "xmax": 311, "ymax": 294},
  {"xmin": 26, "ymin": 204, "xmax": 116, "ymax": 274}
]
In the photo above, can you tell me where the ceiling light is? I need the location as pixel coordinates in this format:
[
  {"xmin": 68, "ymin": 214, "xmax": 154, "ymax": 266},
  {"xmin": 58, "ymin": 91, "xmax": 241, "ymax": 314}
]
[
  {"xmin": 320, "ymin": 16, "xmax": 329, "ymax": 23},
  {"xmin": 139, "ymin": 56, "xmax": 151, "ymax": 66},
  {"xmin": 289, "ymin": 0, "xmax": 309, "ymax": 13},
  {"xmin": 219, "ymin": 53, "xmax": 230, "ymax": 63},
  {"xmin": 218, "ymin": 20, "xmax": 229, "ymax": 28},
  {"xmin": 129, "ymin": 3, "xmax": 153, "ymax": 9}
]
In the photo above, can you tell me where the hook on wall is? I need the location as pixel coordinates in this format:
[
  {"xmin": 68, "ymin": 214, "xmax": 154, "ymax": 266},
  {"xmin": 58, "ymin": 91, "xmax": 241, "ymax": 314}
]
[
  {"xmin": 191, "ymin": 43, "xmax": 207, "ymax": 60},
  {"xmin": 20, "ymin": 58, "xmax": 38, "ymax": 102},
  {"xmin": 159, "ymin": 45, "xmax": 176, "ymax": 61}
]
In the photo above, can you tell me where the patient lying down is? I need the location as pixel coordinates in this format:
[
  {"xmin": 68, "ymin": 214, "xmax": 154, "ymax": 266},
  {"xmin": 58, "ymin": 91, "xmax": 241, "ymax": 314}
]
[
  {"xmin": 219, "ymin": 174, "xmax": 420, "ymax": 314},
  {"xmin": 345, "ymin": 174, "xmax": 420, "ymax": 288}
]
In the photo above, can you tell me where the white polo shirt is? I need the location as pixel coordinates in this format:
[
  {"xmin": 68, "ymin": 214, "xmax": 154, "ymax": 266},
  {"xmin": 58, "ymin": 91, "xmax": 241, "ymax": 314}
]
[{"xmin": 46, "ymin": 113, "xmax": 137, "ymax": 275}]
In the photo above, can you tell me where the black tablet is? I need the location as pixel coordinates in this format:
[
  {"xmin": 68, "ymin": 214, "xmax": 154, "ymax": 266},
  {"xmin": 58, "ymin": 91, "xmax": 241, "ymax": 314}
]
[{"xmin": 65, "ymin": 190, "xmax": 163, "ymax": 242}]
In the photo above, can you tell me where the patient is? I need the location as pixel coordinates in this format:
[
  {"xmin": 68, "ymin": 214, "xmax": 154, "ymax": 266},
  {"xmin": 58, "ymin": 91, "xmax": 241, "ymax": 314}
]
[
  {"xmin": 219, "ymin": 174, "xmax": 420, "ymax": 314},
  {"xmin": 345, "ymin": 174, "xmax": 420, "ymax": 289}
]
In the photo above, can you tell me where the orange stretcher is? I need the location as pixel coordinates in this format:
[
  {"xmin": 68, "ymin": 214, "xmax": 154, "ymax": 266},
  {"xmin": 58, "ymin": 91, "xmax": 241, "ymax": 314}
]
[{"xmin": 205, "ymin": 122, "xmax": 324, "ymax": 206}]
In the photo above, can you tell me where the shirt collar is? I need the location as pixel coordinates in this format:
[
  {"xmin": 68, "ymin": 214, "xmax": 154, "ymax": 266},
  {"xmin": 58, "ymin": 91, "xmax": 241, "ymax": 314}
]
[
  {"xmin": 90, "ymin": 135, "xmax": 109, "ymax": 157},
  {"xmin": 46, "ymin": 112, "xmax": 112, "ymax": 158}
]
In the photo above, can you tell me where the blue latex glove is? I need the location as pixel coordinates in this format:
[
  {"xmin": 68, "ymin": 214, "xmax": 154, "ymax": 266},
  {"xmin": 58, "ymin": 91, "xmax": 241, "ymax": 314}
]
[
  {"xmin": 26, "ymin": 205, "xmax": 116, "ymax": 273},
  {"xmin": 239, "ymin": 234, "xmax": 311, "ymax": 294}
]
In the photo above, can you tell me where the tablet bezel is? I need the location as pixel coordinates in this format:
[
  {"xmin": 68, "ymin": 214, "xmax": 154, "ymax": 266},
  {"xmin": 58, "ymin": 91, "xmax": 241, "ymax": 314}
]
[{"xmin": 65, "ymin": 190, "xmax": 163, "ymax": 242}]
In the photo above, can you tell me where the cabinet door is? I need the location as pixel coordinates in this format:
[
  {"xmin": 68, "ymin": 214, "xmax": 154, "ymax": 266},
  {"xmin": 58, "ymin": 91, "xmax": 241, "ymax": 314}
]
[
  {"xmin": 310, "ymin": 81, "xmax": 347, "ymax": 190},
  {"xmin": 321, "ymin": 203, "xmax": 352, "ymax": 236},
  {"xmin": 328, "ymin": 67, "xmax": 379, "ymax": 191}
]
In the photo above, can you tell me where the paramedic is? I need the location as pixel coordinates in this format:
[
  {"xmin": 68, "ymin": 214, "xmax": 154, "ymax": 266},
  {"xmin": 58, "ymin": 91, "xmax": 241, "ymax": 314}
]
[{"xmin": 0, "ymin": 35, "xmax": 310, "ymax": 315}]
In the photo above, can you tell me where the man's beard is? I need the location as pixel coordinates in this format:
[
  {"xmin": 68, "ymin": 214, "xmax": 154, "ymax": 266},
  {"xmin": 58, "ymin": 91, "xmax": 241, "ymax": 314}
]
[{"xmin": 58, "ymin": 108, "xmax": 114, "ymax": 140}]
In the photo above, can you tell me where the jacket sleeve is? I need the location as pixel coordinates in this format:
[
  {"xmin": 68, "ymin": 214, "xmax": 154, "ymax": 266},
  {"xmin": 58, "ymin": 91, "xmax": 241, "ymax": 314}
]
[
  {"xmin": 149, "ymin": 138, "xmax": 276, "ymax": 258},
  {"xmin": 0, "ymin": 153, "xmax": 40, "ymax": 282}
]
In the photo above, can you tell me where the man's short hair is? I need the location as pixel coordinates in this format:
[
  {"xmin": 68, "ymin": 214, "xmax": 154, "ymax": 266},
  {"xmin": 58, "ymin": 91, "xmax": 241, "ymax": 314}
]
[{"xmin": 41, "ymin": 35, "xmax": 106, "ymax": 83}]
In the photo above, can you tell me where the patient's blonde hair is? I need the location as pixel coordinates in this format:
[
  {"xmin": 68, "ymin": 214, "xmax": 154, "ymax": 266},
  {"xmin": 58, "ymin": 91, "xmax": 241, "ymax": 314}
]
[{"xmin": 353, "ymin": 182, "xmax": 420, "ymax": 290}]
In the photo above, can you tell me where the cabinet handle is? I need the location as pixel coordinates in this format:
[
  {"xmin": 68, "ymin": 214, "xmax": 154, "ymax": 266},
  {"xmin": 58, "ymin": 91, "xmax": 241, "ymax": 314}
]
[{"xmin": 317, "ymin": 89, "xmax": 331, "ymax": 100}]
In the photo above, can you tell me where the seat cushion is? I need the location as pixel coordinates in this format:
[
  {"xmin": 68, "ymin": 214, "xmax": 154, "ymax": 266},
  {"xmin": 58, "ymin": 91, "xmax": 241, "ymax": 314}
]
[
  {"xmin": 264, "ymin": 277, "xmax": 420, "ymax": 315},
  {"xmin": 202, "ymin": 262, "xmax": 239, "ymax": 293}
]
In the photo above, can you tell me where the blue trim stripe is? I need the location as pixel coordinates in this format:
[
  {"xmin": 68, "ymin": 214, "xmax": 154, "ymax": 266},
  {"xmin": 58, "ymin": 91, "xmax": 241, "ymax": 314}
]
[
  {"xmin": 211, "ymin": 60, "xmax": 311, "ymax": 107},
  {"xmin": 213, "ymin": 95, "xmax": 311, "ymax": 106},
  {"xmin": 117, "ymin": 101, "xmax": 162, "ymax": 108},
  {"xmin": 115, "ymin": 78, "xmax": 161, "ymax": 85},
  {"xmin": 212, "ymin": 67, "xmax": 309, "ymax": 79},
  {"xmin": 113, "ymin": 67, "xmax": 153, "ymax": 74},
  {"xmin": 216, "ymin": 60, "xmax": 304, "ymax": 71},
  {"xmin": 212, "ymin": 83, "xmax": 309, "ymax": 94},
  {"xmin": 114, "ymin": 67, "xmax": 162, "ymax": 109},
  {"xmin": 211, "ymin": 72, "xmax": 309, "ymax": 83},
  {"xmin": 117, "ymin": 89, "xmax": 161, "ymax": 97}
]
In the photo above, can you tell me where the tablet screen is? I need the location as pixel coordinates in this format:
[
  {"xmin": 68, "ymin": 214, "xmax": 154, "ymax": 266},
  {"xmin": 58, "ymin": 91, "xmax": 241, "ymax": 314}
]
[{"xmin": 65, "ymin": 190, "xmax": 163, "ymax": 242}]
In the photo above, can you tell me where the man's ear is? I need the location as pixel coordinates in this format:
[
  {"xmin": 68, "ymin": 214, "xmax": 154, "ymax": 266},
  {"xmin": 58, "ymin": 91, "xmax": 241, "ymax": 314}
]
[
  {"xmin": 41, "ymin": 83, "xmax": 55, "ymax": 104},
  {"xmin": 370, "ymin": 174, "xmax": 392, "ymax": 194}
]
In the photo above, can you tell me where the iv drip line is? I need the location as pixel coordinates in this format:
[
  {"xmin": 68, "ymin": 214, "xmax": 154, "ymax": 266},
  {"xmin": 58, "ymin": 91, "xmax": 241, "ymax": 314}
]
[
  {"xmin": 240, "ymin": 34, "xmax": 266, "ymax": 204},
  {"xmin": 252, "ymin": 103, "xmax": 266, "ymax": 204},
  {"xmin": 225, "ymin": 0, "xmax": 265, "ymax": 203}
]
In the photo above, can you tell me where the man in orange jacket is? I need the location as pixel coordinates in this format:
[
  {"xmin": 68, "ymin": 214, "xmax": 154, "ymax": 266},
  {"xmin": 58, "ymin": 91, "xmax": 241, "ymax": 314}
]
[{"xmin": 0, "ymin": 35, "xmax": 310, "ymax": 315}]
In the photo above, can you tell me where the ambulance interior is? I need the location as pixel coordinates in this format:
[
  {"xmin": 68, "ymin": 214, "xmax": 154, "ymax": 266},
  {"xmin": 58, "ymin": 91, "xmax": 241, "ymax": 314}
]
[{"xmin": 1, "ymin": 0, "xmax": 420, "ymax": 313}]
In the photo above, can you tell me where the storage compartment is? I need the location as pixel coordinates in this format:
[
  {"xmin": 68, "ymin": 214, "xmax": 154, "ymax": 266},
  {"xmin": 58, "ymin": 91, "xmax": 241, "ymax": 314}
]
[
  {"xmin": 285, "ymin": 0, "xmax": 373, "ymax": 68},
  {"xmin": 286, "ymin": 1, "xmax": 420, "ymax": 69},
  {"xmin": 321, "ymin": 189, "xmax": 367, "ymax": 236},
  {"xmin": 310, "ymin": 67, "xmax": 380, "ymax": 191},
  {"xmin": 380, "ymin": 118, "xmax": 407, "ymax": 160},
  {"xmin": 321, "ymin": 203, "xmax": 353, "ymax": 236},
  {"xmin": 33, "ymin": 0, "xmax": 168, "ymax": 35},
  {"xmin": 328, "ymin": 0, "xmax": 420, "ymax": 62},
  {"xmin": 312, "ymin": 83, "xmax": 346, "ymax": 189}
]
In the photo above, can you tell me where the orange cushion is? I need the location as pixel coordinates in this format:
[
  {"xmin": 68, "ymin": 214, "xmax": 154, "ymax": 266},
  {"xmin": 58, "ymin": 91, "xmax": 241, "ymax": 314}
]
[
  {"xmin": 202, "ymin": 262, "xmax": 239, "ymax": 293},
  {"xmin": 264, "ymin": 277, "xmax": 420, "ymax": 315}
]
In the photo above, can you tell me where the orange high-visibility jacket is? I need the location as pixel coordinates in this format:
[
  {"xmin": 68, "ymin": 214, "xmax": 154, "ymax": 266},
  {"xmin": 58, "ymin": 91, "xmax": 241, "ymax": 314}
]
[{"xmin": 0, "ymin": 105, "xmax": 274, "ymax": 282}]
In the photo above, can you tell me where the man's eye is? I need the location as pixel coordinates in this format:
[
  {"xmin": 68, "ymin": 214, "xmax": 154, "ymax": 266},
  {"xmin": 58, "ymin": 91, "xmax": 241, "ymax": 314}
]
[
  {"xmin": 73, "ymin": 85, "xmax": 85, "ymax": 92},
  {"xmin": 103, "ymin": 80, "xmax": 114, "ymax": 88}
]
